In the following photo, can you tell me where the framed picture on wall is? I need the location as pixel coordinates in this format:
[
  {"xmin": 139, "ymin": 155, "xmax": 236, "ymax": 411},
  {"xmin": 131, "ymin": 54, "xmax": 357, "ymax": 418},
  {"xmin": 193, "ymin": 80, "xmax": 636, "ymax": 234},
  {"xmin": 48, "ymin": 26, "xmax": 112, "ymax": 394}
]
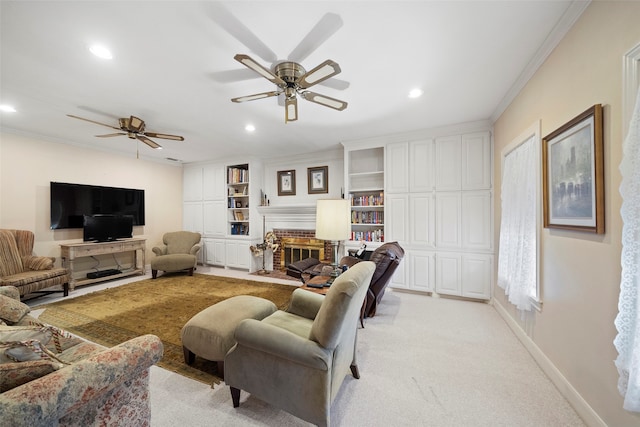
[
  {"xmin": 307, "ymin": 166, "xmax": 328, "ymax": 194},
  {"xmin": 277, "ymin": 170, "xmax": 296, "ymax": 196},
  {"xmin": 542, "ymin": 104, "xmax": 604, "ymax": 233}
]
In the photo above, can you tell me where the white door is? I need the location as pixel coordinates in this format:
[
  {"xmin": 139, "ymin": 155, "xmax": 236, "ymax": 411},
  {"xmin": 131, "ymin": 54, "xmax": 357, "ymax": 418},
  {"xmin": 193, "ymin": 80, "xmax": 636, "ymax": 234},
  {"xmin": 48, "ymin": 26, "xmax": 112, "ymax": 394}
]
[
  {"xmin": 385, "ymin": 142, "xmax": 409, "ymax": 193},
  {"xmin": 203, "ymin": 200, "xmax": 226, "ymax": 237},
  {"xmin": 435, "ymin": 193, "xmax": 461, "ymax": 249},
  {"xmin": 435, "ymin": 253, "xmax": 461, "ymax": 296},
  {"xmin": 435, "ymin": 136, "xmax": 462, "ymax": 191},
  {"xmin": 409, "ymin": 139, "xmax": 434, "ymax": 192},
  {"xmin": 461, "ymin": 191, "xmax": 492, "ymax": 251},
  {"xmin": 461, "ymin": 254, "xmax": 492, "ymax": 299},
  {"xmin": 410, "ymin": 193, "xmax": 435, "ymax": 248},
  {"xmin": 410, "ymin": 251, "xmax": 435, "ymax": 292},
  {"xmin": 462, "ymin": 132, "xmax": 492, "ymax": 190},
  {"xmin": 385, "ymin": 193, "xmax": 409, "ymax": 243}
]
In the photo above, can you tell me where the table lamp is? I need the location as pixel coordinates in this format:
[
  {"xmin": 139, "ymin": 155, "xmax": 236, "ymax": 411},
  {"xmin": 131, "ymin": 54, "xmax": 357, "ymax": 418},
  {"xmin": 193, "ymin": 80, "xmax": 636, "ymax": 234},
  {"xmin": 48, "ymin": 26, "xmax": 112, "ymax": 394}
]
[{"xmin": 315, "ymin": 199, "xmax": 351, "ymax": 283}]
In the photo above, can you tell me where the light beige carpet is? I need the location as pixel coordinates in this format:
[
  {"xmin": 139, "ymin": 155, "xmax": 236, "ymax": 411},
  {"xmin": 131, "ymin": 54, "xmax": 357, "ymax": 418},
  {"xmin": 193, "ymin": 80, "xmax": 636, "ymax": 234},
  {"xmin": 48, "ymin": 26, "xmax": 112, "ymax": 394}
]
[{"xmin": 37, "ymin": 273, "xmax": 296, "ymax": 386}]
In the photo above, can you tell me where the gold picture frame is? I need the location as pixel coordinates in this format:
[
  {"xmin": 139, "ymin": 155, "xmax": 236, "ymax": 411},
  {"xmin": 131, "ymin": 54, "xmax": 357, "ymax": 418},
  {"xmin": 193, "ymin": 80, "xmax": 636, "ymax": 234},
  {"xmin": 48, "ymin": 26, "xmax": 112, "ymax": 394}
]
[{"xmin": 542, "ymin": 104, "xmax": 604, "ymax": 233}]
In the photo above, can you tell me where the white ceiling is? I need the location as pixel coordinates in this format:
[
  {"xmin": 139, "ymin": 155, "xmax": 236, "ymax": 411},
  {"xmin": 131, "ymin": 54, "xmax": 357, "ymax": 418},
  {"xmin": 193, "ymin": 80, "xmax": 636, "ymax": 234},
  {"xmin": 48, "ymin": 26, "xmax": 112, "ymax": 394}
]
[{"xmin": 0, "ymin": 1, "xmax": 585, "ymax": 164}]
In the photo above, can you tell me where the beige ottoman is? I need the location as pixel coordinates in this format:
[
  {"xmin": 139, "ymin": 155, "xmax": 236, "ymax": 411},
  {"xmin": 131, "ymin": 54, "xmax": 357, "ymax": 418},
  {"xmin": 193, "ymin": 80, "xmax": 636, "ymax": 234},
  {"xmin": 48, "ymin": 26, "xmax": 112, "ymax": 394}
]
[{"xmin": 181, "ymin": 295, "xmax": 277, "ymax": 378}]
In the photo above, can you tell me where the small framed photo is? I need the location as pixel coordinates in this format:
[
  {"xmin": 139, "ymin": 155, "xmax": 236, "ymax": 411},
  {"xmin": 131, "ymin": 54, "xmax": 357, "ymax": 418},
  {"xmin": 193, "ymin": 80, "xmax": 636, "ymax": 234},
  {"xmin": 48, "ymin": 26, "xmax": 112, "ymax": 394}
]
[
  {"xmin": 307, "ymin": 166, "xmax": 328, "ymax": 194},
  {"xmin": 542, "ymin": 104, "xmax": 604, "ymax": 233},
  {"xmin": 235, "ymin": 201, "xmax": 242, "ymax": 208},
  {"xmin": 277, "ymin": 170, "xmax": 296, "ymax": 196}
]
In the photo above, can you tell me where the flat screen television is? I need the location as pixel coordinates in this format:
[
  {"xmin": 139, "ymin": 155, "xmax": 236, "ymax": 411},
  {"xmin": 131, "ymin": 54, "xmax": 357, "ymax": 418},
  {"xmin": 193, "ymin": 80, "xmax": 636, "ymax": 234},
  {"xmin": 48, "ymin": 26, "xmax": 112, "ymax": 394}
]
[
  {"xmin": 50, "ymin": 182, "xmax": 145, "ymax": 229},
  {"xmin": 83, "ymin": 215, "xmax": 133, "ymax": 242}
]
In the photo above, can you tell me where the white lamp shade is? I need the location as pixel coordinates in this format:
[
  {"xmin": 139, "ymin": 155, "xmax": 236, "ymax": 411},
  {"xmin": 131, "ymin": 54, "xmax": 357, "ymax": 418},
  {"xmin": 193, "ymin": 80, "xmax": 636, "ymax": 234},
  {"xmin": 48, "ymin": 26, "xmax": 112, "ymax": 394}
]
[{"xmin": 315, "ymin": 199, "xmax": 351, "ymax": 241}]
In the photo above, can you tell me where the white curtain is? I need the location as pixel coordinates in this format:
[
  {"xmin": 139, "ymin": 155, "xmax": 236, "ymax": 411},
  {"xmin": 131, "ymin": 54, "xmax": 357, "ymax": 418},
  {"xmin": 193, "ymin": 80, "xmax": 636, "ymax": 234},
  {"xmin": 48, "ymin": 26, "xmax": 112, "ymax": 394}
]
[
  {"xmin": 498, "ymin": 135, "xmax": 537, "ymax": 311},
  {"xmin": 615, "ymin": 86, "xmax": 640, "ymax": 412}
]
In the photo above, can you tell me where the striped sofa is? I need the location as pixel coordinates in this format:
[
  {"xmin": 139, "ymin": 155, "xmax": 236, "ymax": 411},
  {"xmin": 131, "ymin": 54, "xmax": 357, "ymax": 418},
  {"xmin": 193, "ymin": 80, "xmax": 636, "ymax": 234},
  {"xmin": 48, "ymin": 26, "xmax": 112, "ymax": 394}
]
[{"xmin": 0, "ymin": 230, "xmax": 70, "ymax": 298}]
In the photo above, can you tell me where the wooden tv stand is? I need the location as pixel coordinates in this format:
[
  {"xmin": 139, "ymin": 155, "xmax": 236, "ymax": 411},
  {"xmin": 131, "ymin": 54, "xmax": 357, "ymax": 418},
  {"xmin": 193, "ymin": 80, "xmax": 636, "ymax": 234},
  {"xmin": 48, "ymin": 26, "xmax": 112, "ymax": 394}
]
[{"xmin": 60, "ymin": 238, "xmax": 146, "ymax": 290}]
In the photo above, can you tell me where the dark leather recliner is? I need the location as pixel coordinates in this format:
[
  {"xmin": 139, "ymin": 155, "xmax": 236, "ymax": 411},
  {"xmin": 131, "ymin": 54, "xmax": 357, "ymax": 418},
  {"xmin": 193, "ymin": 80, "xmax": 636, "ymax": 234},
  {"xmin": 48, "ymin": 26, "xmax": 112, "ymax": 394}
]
[{"xmin": 340, "ymin": 241, "xmax": 404, "ymax": 318}]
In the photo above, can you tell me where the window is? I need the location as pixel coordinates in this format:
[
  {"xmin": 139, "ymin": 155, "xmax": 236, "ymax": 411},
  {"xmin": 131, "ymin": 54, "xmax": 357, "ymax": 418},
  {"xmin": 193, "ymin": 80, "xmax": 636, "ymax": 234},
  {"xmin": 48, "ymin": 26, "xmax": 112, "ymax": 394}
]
[{"xmin": 497, "ymin": 122, "xmax": 541, "ymax": 311}]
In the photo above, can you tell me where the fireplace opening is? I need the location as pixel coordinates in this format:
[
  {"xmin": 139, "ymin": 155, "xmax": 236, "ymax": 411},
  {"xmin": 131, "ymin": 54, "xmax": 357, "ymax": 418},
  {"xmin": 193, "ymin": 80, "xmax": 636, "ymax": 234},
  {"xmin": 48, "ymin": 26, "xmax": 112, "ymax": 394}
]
[{"xmin": 279, "ymin": 237, "xmax": 325, "ymax": 270}]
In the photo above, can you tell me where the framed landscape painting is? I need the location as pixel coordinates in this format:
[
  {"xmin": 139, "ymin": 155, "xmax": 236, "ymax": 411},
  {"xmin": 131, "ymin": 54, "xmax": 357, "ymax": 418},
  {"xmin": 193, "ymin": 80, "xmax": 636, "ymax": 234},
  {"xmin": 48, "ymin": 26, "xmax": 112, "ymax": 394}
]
[
  {"xmin": 277, "ymin": 170, "xmax": 296, "ymax": 196},
  {"xmin": 307, "ymin": 166, "xmax": 328, "ymax": 194},
  {"xmin": 542, "ymin": 104, "xmax": 604, "ymax": 233}
]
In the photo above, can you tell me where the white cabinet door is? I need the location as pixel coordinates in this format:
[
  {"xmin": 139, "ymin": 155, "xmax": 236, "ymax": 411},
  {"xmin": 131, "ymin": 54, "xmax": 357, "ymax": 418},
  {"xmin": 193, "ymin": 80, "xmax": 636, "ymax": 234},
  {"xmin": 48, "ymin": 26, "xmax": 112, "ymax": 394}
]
[
  {"xmin": 462, "ymin": 132, "xmax": 492, "ymax": 190},
  {"xmin": 203, "ymin": 200, "xmax": 226, "ymax": 237},
  {"xmin": 203, "ymin": 164, "xmax": 225, "ymax": 200},
  {"xmin": 389, "ymin": 255, "xmax": 407, "ymax": 288},
  {"xmin": 410, "ymin": 193, "xmax": 435, "ymax": 247},
  {"xmin": 436, "ymin": 193, "xmax": 461, "ymax": 249},
  {"xmin": 410, "ymin": 251, "xmax": 435, "ymax": 292},
  {"xmin": 385, "ymin": 142, "xmax": 409, "ymax": 193},
  {"xmin": 461, "ymin": 254, "xmax": 492, "ymax": 299},
  {"xmin": 183, "ymin": 202, "xmax": 203, "ymax": 234},
  {"xmin": 204, "ymin": 238, "xmax": 226, "ymax": 266},
  {"xmin": 183, "ymin": 166, "xmax": 203, "ymax": 202},
  {"xmin": 409, "ymin": 139, "xmax": 434, "ymax": 192},
  {"xmin": 461, "ymin": 191, "xmax": 492, "ymax": 251},
  {"xmin": 385, "ymin": 193, "xmax": 408, "ymax": 243},
  {"xmin": 225, "ymin": 240, "xmax": 250, "ymax": 269},
  {"xmin": 435, "ymin": 135, "xmax": 462, "ymax": 191},
  {"xmin": 436, "ymin": 253, "xmax": 461, "ymax": 296}
]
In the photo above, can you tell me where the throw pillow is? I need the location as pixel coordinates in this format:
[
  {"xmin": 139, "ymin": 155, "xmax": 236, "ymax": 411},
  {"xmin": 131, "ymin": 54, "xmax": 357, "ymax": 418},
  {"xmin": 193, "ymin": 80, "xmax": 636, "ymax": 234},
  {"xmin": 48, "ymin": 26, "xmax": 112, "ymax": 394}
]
[
  {"xmin": 0, "ymin": 294, "xmax": 31, "ymax": 324},
  {"xmin": 0, "ymin": 359, "xmax": 60, "ymax": 392},
  {"xmin": 0, "ymin": 325, "xmax": 52, "ymax": 364},
  {"xmin": 22, "ymin": 255, "xmax": 54, "ymax": 271}
]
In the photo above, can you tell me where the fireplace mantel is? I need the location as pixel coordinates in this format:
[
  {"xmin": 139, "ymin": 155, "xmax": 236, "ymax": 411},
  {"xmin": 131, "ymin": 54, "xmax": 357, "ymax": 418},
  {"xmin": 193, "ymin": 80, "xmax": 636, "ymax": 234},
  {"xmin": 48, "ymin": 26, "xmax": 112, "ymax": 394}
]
[{"xmin": 257, "ymin": 205, "xmax": 317, "ymax": 229}]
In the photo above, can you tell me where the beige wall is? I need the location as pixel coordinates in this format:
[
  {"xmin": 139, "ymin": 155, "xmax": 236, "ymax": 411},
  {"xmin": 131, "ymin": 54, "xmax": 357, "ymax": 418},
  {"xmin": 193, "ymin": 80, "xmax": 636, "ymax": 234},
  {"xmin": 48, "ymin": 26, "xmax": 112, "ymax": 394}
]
[
  {"xmin": 0, "ymin": 132, "xmax": 183, "ymax": 265},
  {"xmin": 493, "ymin": 2, "xmax": 640, "ymax": 426}
]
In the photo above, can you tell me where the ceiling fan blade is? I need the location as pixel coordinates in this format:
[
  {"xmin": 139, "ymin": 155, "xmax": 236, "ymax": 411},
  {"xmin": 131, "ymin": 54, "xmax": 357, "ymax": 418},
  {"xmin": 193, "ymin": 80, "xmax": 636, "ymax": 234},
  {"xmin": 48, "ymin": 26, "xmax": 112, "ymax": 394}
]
[
  {"xmin": 301, "ymin": 91, "xmax": 348, "ymax": 111},
  {"xmin": 232, "ymin": 90, "xmax": 281, "ymax": 103},
  {"xmin": 285, "ymin": 96, "xmax": 298, "ymax": 123},
  {"xmin": 144, "ymin": 132, "xmax": 184, "ymax": 141},
  {"xmin": 288, "ymin": 13, "xmax": 343, "ymax": 63},
  {"xmin": 206, "ymin": 3, "xmax": 277, "ymax": 63},
  {"xmin": 234, "ymin": 54, "xmax": 285, "ymax": 86},
  {"xmin": 96, "ymin": 133, "xmax": 126, "ymax": 138},
  {"xmin": 136, "ymin": 135, "xmax": 162, "ymax": 149},
  {"xmin": 67, "ymin": 114, "xmax": 121, "ymax": 131},
  {"xmin": 298, "ymin": 60, "xmax": 341, "ymax": 89}
]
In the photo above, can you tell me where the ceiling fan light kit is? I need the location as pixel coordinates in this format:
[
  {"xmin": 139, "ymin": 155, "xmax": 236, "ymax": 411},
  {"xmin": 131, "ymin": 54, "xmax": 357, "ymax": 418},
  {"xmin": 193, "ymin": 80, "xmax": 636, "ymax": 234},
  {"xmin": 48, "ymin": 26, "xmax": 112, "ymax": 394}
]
[{"xmin": 231, "ymin": 53, "xmax": 348, "ymax": 123}]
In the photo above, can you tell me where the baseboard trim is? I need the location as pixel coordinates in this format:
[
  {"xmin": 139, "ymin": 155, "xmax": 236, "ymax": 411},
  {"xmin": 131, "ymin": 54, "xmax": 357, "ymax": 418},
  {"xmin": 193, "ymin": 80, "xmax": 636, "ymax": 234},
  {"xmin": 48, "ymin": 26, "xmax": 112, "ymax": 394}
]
[{"xmin": 492, "ymin": 298, "xmax": 606, "ymax": 427}]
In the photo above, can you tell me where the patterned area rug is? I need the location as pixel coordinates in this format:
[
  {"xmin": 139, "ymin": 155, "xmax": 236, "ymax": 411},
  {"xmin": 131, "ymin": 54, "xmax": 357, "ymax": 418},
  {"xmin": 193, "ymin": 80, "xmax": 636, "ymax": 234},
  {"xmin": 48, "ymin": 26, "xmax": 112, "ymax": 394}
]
[{"xmin": 37, "ymin": 273, "xmax": 296, "ymax": 386}]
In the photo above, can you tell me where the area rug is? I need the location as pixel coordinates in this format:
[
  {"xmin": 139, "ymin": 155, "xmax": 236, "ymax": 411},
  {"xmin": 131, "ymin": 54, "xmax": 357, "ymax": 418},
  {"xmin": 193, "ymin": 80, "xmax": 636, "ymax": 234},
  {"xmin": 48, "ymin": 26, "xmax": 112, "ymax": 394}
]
[{"xmin": 37, "ymin": 273, "xmax": 297, "ymax": 386}]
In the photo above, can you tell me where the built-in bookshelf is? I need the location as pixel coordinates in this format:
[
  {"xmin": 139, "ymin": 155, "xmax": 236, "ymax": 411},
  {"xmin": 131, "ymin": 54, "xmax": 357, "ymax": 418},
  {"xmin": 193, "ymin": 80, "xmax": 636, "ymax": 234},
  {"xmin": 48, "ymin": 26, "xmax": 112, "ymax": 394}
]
[
  {"xmin": 346, "ymin": 146, "xmax": 385, "ymax": 243},
  {"xmin": 227, "ymin": 164, "xmax": 250, "ymax": 236}
]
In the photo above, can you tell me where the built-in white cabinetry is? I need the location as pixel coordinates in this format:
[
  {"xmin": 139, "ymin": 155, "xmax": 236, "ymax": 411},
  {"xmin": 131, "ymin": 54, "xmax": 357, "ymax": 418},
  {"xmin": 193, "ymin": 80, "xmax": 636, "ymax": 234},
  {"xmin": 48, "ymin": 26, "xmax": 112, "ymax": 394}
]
[
  {"xmin": 225, "ymin": 240, "xmax": 251, "ymax": 269},
  {"xmin": 203, "ymin": 238, "xmax": 226, "ymax": 266},
  {"xmin": 435, "ymin": 136, "xmax": 462, "ymax": 191},
  {"xmin": 203, "ymin": 201, "xmax": 226, "ymax": 237},
  {"xmin": 380, "ymin": 130, "xmax": 493, "ymax": 299},
  {"xmin": 436, "ymin": 253, "xmax": 493, "ymax": 299},
  {"xmin": 183, "ymin": 161, "xmax": 262, "ymax": 272},
  {"xmin": 410, "ymin": 193, "xmax": 435, "ymax": 247}
]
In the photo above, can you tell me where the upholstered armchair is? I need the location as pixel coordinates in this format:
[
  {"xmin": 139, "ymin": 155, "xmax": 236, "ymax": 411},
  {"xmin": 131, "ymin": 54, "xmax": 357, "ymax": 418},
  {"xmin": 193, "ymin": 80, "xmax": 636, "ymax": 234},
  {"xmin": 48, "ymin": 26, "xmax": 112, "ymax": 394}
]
[
  {"xmin": 224, "ymin": 261, "xmax": 375, "ymax": 427},
  {"xmin": 340, "ymin": 241, "xmax": 405, "ymax": 318},
  {"xmin": 151, "ymin": 231, "xmax": 201, "ymax": 279},
  {"xmin": 0, "ymin": 229, "xmax": 70, "ymax": 298}
]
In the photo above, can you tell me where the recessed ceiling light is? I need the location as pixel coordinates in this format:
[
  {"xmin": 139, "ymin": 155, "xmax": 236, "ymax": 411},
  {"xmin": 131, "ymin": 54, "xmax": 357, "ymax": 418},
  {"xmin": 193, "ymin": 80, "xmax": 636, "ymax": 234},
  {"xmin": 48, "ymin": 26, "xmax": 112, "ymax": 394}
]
[
  {"xmin": 89, "ymin": 44, "xmax": 113, "ymax": 59},
  {"xmin": 408, "ymin": 88, "xmax": 423, "ymax": 98},
  {"xmin": 0, "ymin": 104, "xmax": 17, "ymax": 113},
  {"xmin": 245, "ymin": 124, "xmax": 256, "ymax": 132}
]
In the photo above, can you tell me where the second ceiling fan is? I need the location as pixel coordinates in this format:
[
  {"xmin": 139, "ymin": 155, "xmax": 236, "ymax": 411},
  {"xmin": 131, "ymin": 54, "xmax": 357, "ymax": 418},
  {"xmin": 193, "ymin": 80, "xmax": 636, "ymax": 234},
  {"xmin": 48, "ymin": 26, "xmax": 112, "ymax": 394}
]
[{"xmin": 231, "ymin": 55, "xmax": 348, "ymax": 123}]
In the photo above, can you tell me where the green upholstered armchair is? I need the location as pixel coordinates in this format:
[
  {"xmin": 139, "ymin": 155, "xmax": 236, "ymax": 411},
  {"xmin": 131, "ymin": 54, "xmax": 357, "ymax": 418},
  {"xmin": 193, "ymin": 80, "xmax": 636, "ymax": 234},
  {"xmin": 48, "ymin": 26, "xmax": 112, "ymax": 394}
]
[
  {"xmin": 224, "ymin": 261, "xmax": 376, "ymax": 427},
  {"xmin": 150, "ymin": 231, "xmax": 201, "ymax": 279}
]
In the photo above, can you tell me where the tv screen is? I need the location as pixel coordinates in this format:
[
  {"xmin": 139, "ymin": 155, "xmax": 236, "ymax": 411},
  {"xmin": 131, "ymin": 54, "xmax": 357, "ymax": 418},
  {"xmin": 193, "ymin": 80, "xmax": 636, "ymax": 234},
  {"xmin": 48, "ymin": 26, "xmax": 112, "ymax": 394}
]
[
  {"xmin": 83, "ymin": 215, "xmax": 133, "ymax": 242},
  {"xmin": 50, "ymin": 182, "xmax": 145, "ymax": 229}
]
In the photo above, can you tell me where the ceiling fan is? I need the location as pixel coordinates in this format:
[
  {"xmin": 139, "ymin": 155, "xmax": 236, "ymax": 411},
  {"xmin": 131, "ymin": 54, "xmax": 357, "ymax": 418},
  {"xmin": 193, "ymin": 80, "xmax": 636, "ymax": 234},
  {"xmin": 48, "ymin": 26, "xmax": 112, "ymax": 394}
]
[
  {"xmin": 231, "ymin": 55, "xmax": 348, "ymax": 123},
  {"xmin": 67, "ymin": 114, "xmax": 184, "ymax": 149}
]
